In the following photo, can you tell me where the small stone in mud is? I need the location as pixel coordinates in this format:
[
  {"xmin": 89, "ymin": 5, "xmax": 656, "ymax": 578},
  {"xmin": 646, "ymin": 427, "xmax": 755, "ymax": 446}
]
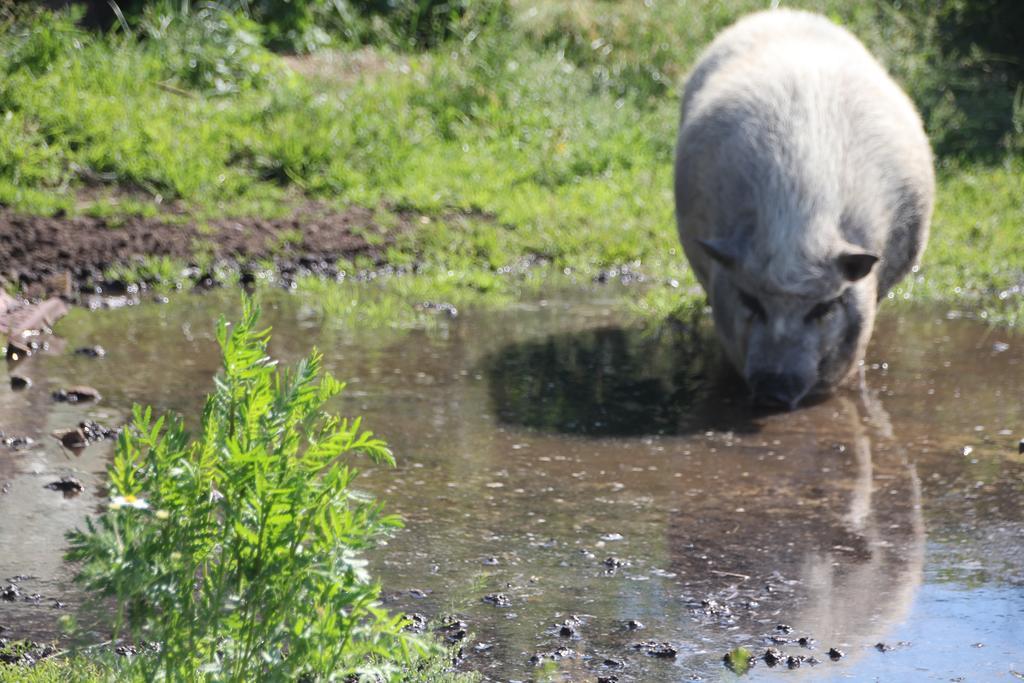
[
  {"xmin": 1018, "ymin": 438, "xmax": 1024, "ymax": 455},
  {"xmin": 9, "ymin": 375, "xmax": 30, "ymax": 390},
  {"xmin": 437, "ymin": 617, "xmax": 467, "ymax": 644},
  {"xmin": 115, "ymin": 644, "xmax": 139, "ymax": 658},
  {"xmin": 79, "ymin": 420, "xmax": 119, "ymax": 442},
  {"xmin": 6, "ymin": 339, "xmax": 33, "ymax": 362},
  {"xmin": 417, "ymin": 301, "xmax": 458, "ymax": 318},
  {"xmin": 874, "ymin": 642, "xmax": 893, "ymax": 652},
  {"xmin": 827, "ymin": 647, "xmax": 845, "ymax": 661},
  {"xmin": 625, "ymin": 619, "xmax": 644, "ymax": 631},
  {"xmin": 529, "ymin": 646, "xmax": 577, "ymax": 665},
  {"xmin": 482, "ymin": 556, "xmax": 499, "ymax": 566},
  {"xmin": 1, "ymin": 584, "xmax": 19, "ymax": 601},
  {"xmin": 482, "ymin": 592, "xmax": 511, "ymax": 607},
  {"xmin": 775, "ymin": 623, "xmax": 793, "ymax": 634},
  {"xmin": 52, "ymin": 421, "xmax": 119, "ymax": 453},
  {"xmin": 763, "ymin": 647, "xmax": 784, "ymax": 666},
  {"xmin": 598, "ymin": 676, "xmax": 619, "ymax": 683},
  {"xmin": 52, "ymin": 386, "xmax": 102, "ymax": 403},
  {"xmin": 408, "ymin": 588, "xmax": 429, "ymax": 599},
  {"xmin": 472, "ymin": 642, "xmax": 493, "ymax": 653},
  {"xmin": 630, "ymin": 641, "xmax": 677, "ymax": 658},
  {"xmin": 603, "ymin": 556, "xmax": 627, "ymax": 569},
  {"xmin": 44, "ymin": 476, "xmax": 84, "ymax": 495},
  {"xmin": 700, "ymin": 599, "xmax": 731, "ymax": 616},
  {"xmin": 786, "ymin": 655, "xmax": 806, "ymax": 669},
  {"xmin": 555, "ymin": 616, "xmax": 581, "ymax": 637},
  {"xmin": 602, "ymin": 658, "xmax": 625, "ymax": 668},
  {"xmin": 1, "ymin": 433, "xmax": 33, "ymax": 450},
  {"xmin": 402, "ymin": 613, "xmax": 427, "ymax": 633},
  {"xmin": 73, "ymin": 345, "xmax": 106, "ymax": 358},
  {"xmin": 53, "ymin": 428, "xmax": 88, "ymax": 452},
  {"xmin": 798, "ymin": 636, "xmax": 815, "ymax": 649}
]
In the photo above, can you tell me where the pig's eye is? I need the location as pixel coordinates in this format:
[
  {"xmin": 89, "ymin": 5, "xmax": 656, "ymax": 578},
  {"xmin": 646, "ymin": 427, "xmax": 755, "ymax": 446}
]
[
  {"xmin": 738, "ymin": 290, "xmax": 766, "ymax": 320},
  {"xmin": 806, "ymin": 296, "xmax": 841, "ymax": 323}
]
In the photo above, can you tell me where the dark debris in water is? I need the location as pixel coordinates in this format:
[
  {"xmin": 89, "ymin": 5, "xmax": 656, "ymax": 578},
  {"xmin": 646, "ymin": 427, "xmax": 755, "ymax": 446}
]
[
  {"xmin": 603, "ymin": 556, "xmax": 628, "ymax": 570},
  {"xmin": 481, "ymin": 593, "xmax": 511, "ymax": 607},
  {"xmin": 529, "ymin": 646, "xmax": 578, "ymax": 666},
  {"xmin": 52, "ymin": 420, "xmax": 119, "ymax": 454},
  {"xmin": 0, "ymin": 432, "xmax": 33, "ymax": 450},
  {"xmin": 9, "ymin": 375, "xmax": 30, "ymax": 390},
  {"xmin": 437, "ymin": 617, "xmax": 468, "ymax": 644},
  {"xmin": 630, "ymin": 640, "xmax": 677, "ymax": 658},
  {"xmin": 763, "ymin": 647, "xmax": 784, "ymax": 666},
  {"xmin": 51, "ymin": 385, "xmax": 101, "ymax": 403},
  {"xmin": 787, "ymin": 654, "xmax": 812, "ymax": 669},
  {"xmin": 43, "ymin": 476, "xmax": 84, "ymax": 496},
  {"xmin": 555, "ymin": 616, "xmax": 582, "ymax": 638},
  {"xmin": 827, "ymin": 647, "xmax": 845, "ymax": 660},
  {"xmin": 402, "ymin": 613, "xmax": 427, "ymax": 633}
]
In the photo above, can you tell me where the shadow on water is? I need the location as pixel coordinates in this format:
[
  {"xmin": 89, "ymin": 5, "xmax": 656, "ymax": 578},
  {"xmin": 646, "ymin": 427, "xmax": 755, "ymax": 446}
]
[{"xmin": 483, "ymin": 322, "xmax": 761, "ymax": 437}]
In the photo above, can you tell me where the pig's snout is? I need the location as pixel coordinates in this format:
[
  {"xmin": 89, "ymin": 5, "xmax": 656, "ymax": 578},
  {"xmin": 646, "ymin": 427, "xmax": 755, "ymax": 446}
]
[{"xmin": 748, "ymin": 371, "xmax": 809, "ymax": 411}]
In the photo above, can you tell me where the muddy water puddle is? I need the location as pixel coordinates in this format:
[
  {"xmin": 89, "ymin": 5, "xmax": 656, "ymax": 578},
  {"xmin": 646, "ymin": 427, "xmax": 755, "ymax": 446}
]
[{"xmin": 1, "ymin": 290, "xmax": 1023, "ymax": 680}]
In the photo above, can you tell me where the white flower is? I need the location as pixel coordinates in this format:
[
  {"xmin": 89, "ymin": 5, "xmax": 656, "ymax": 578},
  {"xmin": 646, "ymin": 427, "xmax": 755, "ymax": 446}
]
[{"xmin": 109, "ymin": 494, "xmax": 150, "ymax": 510}]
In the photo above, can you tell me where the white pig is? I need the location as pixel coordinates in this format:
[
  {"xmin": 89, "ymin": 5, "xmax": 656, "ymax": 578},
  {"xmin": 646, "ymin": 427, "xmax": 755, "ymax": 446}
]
[{"xmin": 674, "ymin": 9, "xmax": 934, "ymax": 409}]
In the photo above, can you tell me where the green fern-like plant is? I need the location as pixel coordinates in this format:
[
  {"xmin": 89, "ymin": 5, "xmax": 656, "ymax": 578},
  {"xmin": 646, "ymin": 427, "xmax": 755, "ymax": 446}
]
[{"xmin": 66, "ymin": 296, "xmax": 425, "ymax": 681}]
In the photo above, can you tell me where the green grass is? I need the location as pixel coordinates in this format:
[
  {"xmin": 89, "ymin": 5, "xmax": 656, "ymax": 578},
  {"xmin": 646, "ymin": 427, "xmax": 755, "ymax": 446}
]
[
  {"xmin": 0, "ymin": 1, "xmax": 1021, "ymax": 326},
  {"xmin": 0, "ymin": 643, "xmax": 477, "ymax": 682}
]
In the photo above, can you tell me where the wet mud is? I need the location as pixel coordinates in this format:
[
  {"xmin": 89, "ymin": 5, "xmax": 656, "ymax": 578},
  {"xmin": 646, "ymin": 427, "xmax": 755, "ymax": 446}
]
[
  {"xmin": 1, "ymin": 291, "xmax": 1023, "ymax": 680},
  {"xmin": 0, "ymin": 205, "xmax": 409, "ymax": 297}
]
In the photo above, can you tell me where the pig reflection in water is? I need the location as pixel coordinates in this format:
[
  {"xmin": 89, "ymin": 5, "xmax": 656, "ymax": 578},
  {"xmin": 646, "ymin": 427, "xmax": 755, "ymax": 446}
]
[{"xmin": 666, "ymin": 391, "xmax": 924, "ymax": 664}]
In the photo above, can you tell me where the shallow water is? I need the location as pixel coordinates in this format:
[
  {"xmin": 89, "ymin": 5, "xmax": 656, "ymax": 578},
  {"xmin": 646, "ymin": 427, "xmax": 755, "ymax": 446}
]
[{"xmin": 1, "ymin": 290, "xmax": 1023, "ymax": 680}]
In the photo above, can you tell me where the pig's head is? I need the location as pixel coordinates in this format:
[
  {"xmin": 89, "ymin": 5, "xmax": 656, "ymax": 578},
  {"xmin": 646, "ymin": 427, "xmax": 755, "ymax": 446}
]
[{"xmin": 700, "ymin": 237, "xmax": 879, "ymax": 410}]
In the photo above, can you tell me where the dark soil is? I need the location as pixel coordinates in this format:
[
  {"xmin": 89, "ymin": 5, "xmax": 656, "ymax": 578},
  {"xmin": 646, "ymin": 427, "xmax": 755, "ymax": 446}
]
[{"xmin": 0, "ymin": 204, "xmax": 416, "ymax": 296}]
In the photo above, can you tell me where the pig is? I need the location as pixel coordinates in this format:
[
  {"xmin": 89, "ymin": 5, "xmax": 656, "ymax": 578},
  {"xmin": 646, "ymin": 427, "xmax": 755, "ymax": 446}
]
[{"xmin": 674, "ymin": 9, "xmax": 934, "ymax": 410}]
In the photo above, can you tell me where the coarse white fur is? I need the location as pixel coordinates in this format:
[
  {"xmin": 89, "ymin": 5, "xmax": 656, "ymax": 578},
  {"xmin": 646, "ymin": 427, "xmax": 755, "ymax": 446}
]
[{"xmin": 674, "ymin": 9, "xmax": 934, "ymax": 406}]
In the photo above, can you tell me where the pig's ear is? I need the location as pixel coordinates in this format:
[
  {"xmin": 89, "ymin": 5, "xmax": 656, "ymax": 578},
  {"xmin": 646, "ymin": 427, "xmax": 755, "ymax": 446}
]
[
  {"xmin": 836, "ymin": 250, "xmax": 879, "ymax": 282},
  {"xmin": 698, "ymin": 238, "xmax": 738, "ymax": 269}
]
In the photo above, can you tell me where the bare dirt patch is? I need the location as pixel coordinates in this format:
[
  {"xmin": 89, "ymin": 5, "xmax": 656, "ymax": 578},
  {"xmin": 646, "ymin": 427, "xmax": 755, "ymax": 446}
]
[{"xmin": 0, "ymin": 204, "xmax": 412, "ymax": 295}]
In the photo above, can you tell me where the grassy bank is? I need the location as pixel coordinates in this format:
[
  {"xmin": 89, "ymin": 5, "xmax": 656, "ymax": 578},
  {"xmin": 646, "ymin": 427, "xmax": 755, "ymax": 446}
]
[{"xmin": 0, "ymin": 1, "xmax": 1021, "ymax": 325}]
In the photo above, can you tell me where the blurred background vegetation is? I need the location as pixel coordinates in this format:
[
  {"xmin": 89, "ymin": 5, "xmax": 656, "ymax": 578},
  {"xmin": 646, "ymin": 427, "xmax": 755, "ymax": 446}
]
[{"xmin": 34, "ymin": 0, "xmax": 1021, "ymax": 157}]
